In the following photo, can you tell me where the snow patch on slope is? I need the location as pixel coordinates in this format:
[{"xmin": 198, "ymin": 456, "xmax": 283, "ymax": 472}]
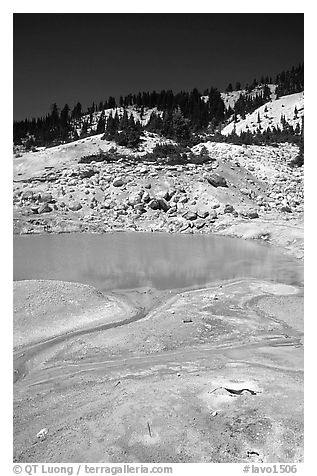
[
  {"xmin": 79, "ymin": 107, "xmax": 163, "ymax": 136},
  {"xmin": 221, "ymin": 84, "xmax": 277, "ymax": 110},
  {"xmin": 221, "ymin": 92, "xmax": 304, "ymax": 136},
  {"xmin": 13, "ymin": 132, "xmax": 175, "ymax": 179}
]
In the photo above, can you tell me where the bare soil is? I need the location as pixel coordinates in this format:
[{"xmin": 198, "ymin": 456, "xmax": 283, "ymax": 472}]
[{"xmin": 13, "ymin": 278, "xmax": 303, "ymax": 463}]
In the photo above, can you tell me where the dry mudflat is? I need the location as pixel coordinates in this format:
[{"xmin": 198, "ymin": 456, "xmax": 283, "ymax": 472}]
[{"xmin": 14, "ymin": 277, "xmax": 303, "ymax": 463}]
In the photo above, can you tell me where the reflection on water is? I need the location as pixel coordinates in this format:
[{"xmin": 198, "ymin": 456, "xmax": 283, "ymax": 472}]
[{"xmin": 13, "ymin": 232, "xmax": 303, "ymax": 291}]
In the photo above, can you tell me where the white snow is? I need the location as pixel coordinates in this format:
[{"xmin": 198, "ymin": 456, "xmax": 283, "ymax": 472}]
[
  {"xmin": 13, "ymin": 131, "xmax": 175, "ymax": 180},
  {"xmin": 221, "ymin": 92, "xmax": 304, "ymax": 136},
  {"xmin": 79, "ymin": 106, "xmax": 163, "ymax": 136},
  {"xmin": 220, "ymin": 84, "xmax": 277, "ymax": 110}
]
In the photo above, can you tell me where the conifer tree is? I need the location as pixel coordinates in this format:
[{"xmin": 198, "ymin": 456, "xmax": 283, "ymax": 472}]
[
  {"xmin": 71, "ymin": 102, "xmax": 82, "ymax": 120},
  {"xmin": 96, "ymin": 112, "xmax": 106, "ymax": 134}
]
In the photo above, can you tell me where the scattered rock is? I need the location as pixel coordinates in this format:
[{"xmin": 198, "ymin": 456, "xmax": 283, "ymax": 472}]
[
  {"xmin": 134, "ymin": 203, "xmax": 146, "ymax": 213},
  {"xmin": 39, "ymin": 192, "xmax": 53, "ymax": 203},
  {"xmin": 142, "ymin": 191, "xmax": 151, "ymax": 203},
  {"xmin": 30, "ymin": 205, "xmax": 39, "ymax": 214},
  {"xmin": 195, "ymin": 219, "xmax": 206, "ymax": 229},
  {"xmin": 36, "ymin": 428, "xmax": 49, "ymax": 440},
  {"xmin": 21, "ymin": 190, "xmax": 33, "ymax": 200},
  {"xmin": 224, "ymin": 204, "xmax": 235, "ymax": 214},
  {"xmin": 113, "ymin": 178, "xmax": 124, "ymax": 187},
  {"xmin": 206, "ymin": 211, "xmax": 216, "ymax": 221},
  {"xmin": 68, "ymin": 201, "xmax": 82, "ymax": 211},
  {"xmin": 240, "ymin": 188, "xmax": 250, "ymax": 196},
  {"xmin": 183, "ymin": 211, "xmax": 197, "ymax": 221},
  {"xmin": 178, "ymin": 195, "xmax": 189, "ymax": 204},
  {"xmin": 247, "ymin": 210, "xmax": 259, "ymax": 219},
  {"xmin": 148, "ymin": 199, "xmax": 160, "ymax": 210},
  {"xmin": 158, "ymin": 198, "xmax": 170, "ymax": 212},
  {"xmin": 198, "ymin": 211, "xmax": 209, "ymax": 219},
  {"xmin": 207, "ymin": 174, "xmax": 228, "ymax": 188},
  {"xmin": 79, "ymin": 168, "xmax": 96, "ymax": 179},
  {"xmin": 38, "ymin": 203, "xmax": 53, "ymax": 214},
  {"xmin": 128, "ymin": 191, "xmax": 143, "ymax": 207}
]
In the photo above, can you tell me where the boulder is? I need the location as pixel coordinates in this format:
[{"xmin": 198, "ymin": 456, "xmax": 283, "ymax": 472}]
[
  {"xmin": 160, "ymin": 190, "xmax": 170, "ymax": 201},
  {"xmin": 21, "ymin": 190, "xmax": 34, "ymax": 200},
  {"xmin": 198, "ymin": 211, "xmax": 209, "ymax": 219},
  {"xmin": 240, "ymin": 188, "xmax": 250, "ymax": 196},
  {"xmin": 158, "ymin": 198, "xmax": 170, "ymax": 212},
  {"xmin": 39, "ymin": 192, "xmax": 53, "ymax": 203},
  {"xmin": 178, "ymin": 195, "xmax": 189, "ymax": 204},
  {"xmin": 281, "ymin": 205, "xmax": 292, "ymax": 213},
  {"xmin": 37, "ymin": 428, "xmax": 49, "ymax": 440},
  {"xmin": 30, "ymin": 205, "xmax": 39, "ymax": 214},
  {"xmin": 68, "ymin": 201, "xmax": 82, "ymax": 211},
  {"xmin": 134, "ymin": 203, "xmax": 146, "ymax": 213},
  {"xmin": 148, "ymin": 199, "xmax": 160, "ymax": 210},
  {"xmin": 79, "ymin": 168, "xmax": 96, "ymax": 179},
  {"xmin": 38, "ymin": 203, "xmax": 53, "ymax": 214},
  {"xmin": 195, "ymin": 219, "xmax": 206, "ymax": 229},
  {"xmin": 207, "ymin": 174, "xmax": 228, "ymax": 188},
  {"xmin": 142, "ymin": 191, "xmax": 151, "ymax": 203},
  {"xmin": 157, "ymin": 189, "xmax": 175, "ymax": 201},
  {"xmin": 224, "ymin": 204, "xmax": 235, "ymax": 214},
  {"xmin": 68, "ymin": 179, "xmax": 78, "ymax": 187},
  {"xmin": 183, "ymin": 211, "xmax": 197, "ymax": 221},
  {"xmin": 246, "ymin": 210, "xmax": 259, "ymax": 219},
  {"xmin": 128, "ymin": 191, "xmax": 143, "ymax": 206},
  {"xmin": 139, "ymin": 166, "xmax": 149, "ymax": 174},
  {"xmin": 167, "ymin": 206, "xmax": 177, "ymax": 216},
  {"xmin": 103, "ymin": 200, "xmax": 113, "ymax": 209},
  {"xmin": 113, "ymin": 178, "xmax": 124, "ymax": 187}
]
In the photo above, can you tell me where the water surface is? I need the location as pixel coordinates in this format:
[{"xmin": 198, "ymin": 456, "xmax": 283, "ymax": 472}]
[{"xmin": 13, "ymin": 232, "xmax": 303, "ymax": 291}]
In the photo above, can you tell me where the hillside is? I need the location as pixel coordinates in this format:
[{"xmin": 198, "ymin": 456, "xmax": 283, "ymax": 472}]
[
  {"xmin": 221, "ymin": 92, "xmax": 304, "ymax": 136},
  {"xmin": 13, "ymin": 132, "xmax": 304, "ymax": 258},
  {"xmin": 78, "ymin": 107, "xmax": 163, "ymax": 137},
  {"xmin": 14, "ymin": 64, "xmax": 304, "ymax": 151},
  {"xmin": 13, "ymin": 65, "xmax": 304, "ymax": 257},
  {"xmin": 220, "ymin": 84, "xmax": 277, "ymax": 110}
]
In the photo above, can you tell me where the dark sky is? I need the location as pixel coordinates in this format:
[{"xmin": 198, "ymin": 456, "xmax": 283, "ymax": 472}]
[{"xmin": 13, "ymin": 13, "xmax": 304, "ymax": 120}]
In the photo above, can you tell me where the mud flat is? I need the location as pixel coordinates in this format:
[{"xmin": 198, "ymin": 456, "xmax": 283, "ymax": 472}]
[{"xmin": 13, "ymin": 276, "xmax": 303, "ymax": 463}]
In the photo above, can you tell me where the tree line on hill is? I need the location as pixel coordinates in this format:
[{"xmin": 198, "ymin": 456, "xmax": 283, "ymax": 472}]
[
  {"xmin": 13, "ymin": 87, "xmax": 225, "ymax": 149},
  {"xmin": 13, "ymin": 64, "xmax": 304, "ymax": 150},
  {"xmin": 224, "ymin": 63, "xmax": 303, "ymax": 96}
]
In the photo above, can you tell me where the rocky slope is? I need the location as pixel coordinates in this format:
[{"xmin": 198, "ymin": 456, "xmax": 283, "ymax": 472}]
[{"xmin": 13, "ymin": 134, "xmax": 304, "ymax": 258}]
